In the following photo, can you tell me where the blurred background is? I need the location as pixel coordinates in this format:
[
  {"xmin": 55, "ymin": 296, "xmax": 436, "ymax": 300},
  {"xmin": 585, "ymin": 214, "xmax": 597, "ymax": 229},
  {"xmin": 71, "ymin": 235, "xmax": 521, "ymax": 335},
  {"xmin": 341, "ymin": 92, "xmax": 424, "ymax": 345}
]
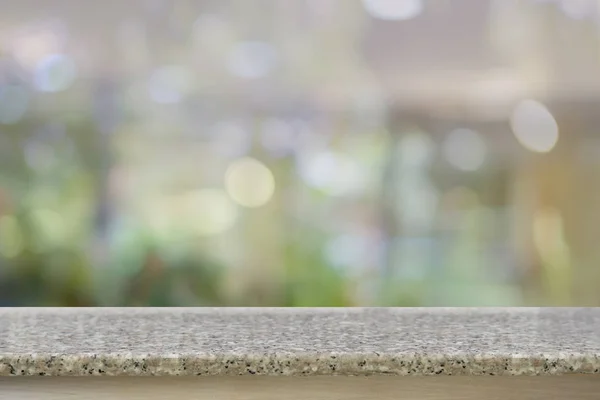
[{"xmin": 1, "ymin": 0, "xmax": 600, "ymax": 307}]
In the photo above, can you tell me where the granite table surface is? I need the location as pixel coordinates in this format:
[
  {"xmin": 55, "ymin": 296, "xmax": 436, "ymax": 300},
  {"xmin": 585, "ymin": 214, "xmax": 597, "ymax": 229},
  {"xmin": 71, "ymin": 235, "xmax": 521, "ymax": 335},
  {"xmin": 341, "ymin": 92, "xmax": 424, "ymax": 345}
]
[{"xmin": 0, "ymin": 307, "xmax": 599, "ymax": 377}]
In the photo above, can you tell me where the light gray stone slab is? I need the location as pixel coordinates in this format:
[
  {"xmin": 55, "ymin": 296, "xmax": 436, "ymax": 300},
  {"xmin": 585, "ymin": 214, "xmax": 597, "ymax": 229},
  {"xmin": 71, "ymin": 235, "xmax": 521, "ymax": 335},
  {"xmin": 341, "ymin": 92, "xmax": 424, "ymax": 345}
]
[{"xmin": 0, "ymin": 308, "xmax": 598, "ymax": 376}]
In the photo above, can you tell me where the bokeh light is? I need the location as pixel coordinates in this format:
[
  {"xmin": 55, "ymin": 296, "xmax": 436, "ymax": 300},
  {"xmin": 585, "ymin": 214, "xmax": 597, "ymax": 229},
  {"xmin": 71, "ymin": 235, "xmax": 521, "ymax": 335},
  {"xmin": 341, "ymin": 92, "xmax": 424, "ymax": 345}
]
[
  {"xmin": 362, "ymin": 0, "xmax": 423, "ymax": 21},
  {"xmin": 33, "ymin": 54, "xmax": 77, "ymax": 93},
  {"xmin": 9, "ymin": 21, "xmax": 66, "ymax": 69},
  {"xmin": 324, "ymin": 233, "xmax": 370, "ymax": 275},
  {"xmin": 225, "ymin": 157, "xmax": 276, "ymax": 208},
  {"xmin": 510, "ymin": 99, "xmax": 559, "ymax": 153},
  {"xmin": 226, "ymin": 41, "xmax": 277, "ymax": 79},
  {"xmin": 442, "ymin": 128, "xmax": 487, "ymax": 171},
  {"xmin": 185, "ymin": 189, "xmax": 239, "ymax": 236},
  {"xmin": 148, "ymin": 65, "xmax": 193, "ymax": 104},
  {"xmin": 298, "ymin": 151, "xmax": 367, "ymax": 197}
]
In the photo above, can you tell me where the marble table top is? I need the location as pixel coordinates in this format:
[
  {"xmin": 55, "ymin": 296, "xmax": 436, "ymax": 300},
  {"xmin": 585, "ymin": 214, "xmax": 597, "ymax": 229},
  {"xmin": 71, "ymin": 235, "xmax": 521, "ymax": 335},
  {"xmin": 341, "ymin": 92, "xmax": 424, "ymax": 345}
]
[{"xmin": 0, "ymin": 308, "xmax": 598, "ymax": 376}]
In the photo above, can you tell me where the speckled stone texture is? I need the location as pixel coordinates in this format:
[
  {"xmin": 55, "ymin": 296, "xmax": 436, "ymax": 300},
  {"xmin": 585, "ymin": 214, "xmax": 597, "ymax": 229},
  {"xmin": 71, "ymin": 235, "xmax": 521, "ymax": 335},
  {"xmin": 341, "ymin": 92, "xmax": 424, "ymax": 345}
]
[{"xmin": 0, "ymin": 308, "xmax": 598, "ymax": 376}]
